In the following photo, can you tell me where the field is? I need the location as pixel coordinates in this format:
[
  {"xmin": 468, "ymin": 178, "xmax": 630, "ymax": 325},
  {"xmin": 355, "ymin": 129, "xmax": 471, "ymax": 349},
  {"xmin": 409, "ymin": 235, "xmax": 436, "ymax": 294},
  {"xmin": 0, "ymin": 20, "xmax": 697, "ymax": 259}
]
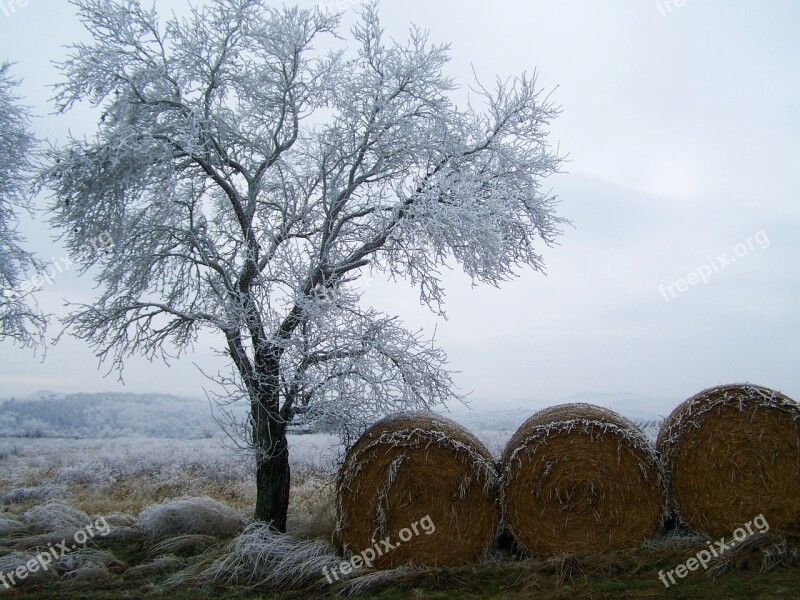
[{"xmin": 1, "ymin": 433, "xmax": 799, "ymax": 599}]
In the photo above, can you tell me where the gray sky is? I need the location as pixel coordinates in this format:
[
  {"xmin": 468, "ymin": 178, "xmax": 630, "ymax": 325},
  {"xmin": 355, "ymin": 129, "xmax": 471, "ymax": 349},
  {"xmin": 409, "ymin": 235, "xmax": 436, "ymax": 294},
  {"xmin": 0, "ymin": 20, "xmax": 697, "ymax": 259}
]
[{"xmin": 0, "ymin": 0, "xmax": 798, "ymax": 411}]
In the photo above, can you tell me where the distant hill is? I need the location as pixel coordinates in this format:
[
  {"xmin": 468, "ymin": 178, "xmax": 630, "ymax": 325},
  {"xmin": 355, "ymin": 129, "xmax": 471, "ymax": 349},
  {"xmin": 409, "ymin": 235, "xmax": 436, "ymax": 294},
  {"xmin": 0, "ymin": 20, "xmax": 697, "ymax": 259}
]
[
  {"xmin": 0, "ymin": 391, "xmax": 219, "ymax": 438},
  {"xmin": 438, "ymin": 391, "xmax": 677, "ymax": 442},
  {"xmin": 0, "ymin": 389, "xmax": 676, "ymax": 441}
]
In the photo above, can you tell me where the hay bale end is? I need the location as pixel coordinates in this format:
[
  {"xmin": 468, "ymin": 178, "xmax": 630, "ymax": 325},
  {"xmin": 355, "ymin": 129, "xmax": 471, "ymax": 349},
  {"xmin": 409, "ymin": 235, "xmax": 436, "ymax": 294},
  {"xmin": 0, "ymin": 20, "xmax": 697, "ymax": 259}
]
[
  {"xmin": 657, "ymin": 383, "xmax": 800, "ymax": 536},
  {"xmin": 336, "ymin": 411, "xmax": 499, "ymax": 569},
  {"xmin": 501, "ymin": 403, "xmax": 667, "ymax": 555}
]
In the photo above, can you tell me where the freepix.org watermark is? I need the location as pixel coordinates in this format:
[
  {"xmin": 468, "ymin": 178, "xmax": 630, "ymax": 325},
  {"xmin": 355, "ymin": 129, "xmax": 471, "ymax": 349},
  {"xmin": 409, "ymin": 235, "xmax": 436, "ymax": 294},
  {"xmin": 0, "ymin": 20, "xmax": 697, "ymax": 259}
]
[
  {"xmin": 658, "ymin": 229, "xmax": 770, "ymax": 302},
  {"xmin": 0, "ymin": 0, "xmax": 28, "ymax": 18},
  {"xmin": 323, "ymin": 514, "xmax": 435, "ymax": 583},
  {"xmin": 657, "ymin": 0, "xmax": 689, "ymax": 16},
  {"xmin": 657, "ymin": 513, "xmax": 769, "ymax": 588},
  {"xmin": 317, "ymin": 0, "xmax": 360, "ymax": 15},
  {"xmin": 2, "ymin": 231, "xmax": 114, "ymax": 300},
  {"xmin": 0, "ymin": 516, "xmax": 110, "ymax": 589}
]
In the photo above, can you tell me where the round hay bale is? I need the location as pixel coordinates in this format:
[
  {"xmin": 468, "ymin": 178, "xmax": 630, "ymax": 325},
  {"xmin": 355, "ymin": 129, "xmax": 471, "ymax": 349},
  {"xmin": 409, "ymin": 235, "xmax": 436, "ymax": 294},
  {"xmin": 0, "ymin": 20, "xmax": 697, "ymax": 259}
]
[
  {"xmin": 500, "ymin": 403, "xmax": 667, "ymax": 555},
  {"xmin": 336, "ymin": 411, "xmax": 499, "ymax": 568},
  {"xmin": 657, "ymin": 383, "xmax": 800, "ymax": 536}
]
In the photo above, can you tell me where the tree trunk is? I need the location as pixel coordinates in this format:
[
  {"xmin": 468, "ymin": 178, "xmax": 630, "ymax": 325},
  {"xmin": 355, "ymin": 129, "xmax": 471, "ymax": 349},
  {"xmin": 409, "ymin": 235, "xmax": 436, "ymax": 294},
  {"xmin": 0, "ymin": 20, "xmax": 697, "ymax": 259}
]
[
  {"xmin": 254, "ymin": 423, "xmax": 291, "ymax": 530},
  {"xmin": 250, "ymin": 359, "xmax": 291, "ymax": 530}
]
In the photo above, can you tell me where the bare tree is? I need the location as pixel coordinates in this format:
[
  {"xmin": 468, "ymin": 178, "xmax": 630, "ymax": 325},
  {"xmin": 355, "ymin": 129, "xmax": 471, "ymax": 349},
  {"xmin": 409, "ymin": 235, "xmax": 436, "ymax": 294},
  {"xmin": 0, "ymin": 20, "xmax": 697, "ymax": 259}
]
[
  {"xmin": 43, "ymin": 0, "xmax": 565, "ymax": 530},
  {"xmin": 0, "ymin": 63, "xmax": 45, "ymax": 348}
]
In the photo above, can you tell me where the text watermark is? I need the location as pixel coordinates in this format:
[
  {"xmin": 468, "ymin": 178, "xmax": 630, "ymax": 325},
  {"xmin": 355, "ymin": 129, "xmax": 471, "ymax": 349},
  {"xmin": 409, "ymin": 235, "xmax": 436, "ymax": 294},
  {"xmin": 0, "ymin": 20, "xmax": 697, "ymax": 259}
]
[
  {"xmin": 323, "ymin": 514, "xmax": 436, "ymax": 583},
  {"xmin": 2, "ymin": 231, "xmax": 114, "ymax": 300},
  {"xmin": 658, "ymin": 229, "xmax": 770, "ymax": 302},
  {"xmin": 317, "ymin": 0, "xmax": 361, "ymax": 15},
  {"xmin": 0, "ymin": 516, "xmax": 110, "ymax": 590},
  {"xmin": 1, "ymin": 0, "xmax": 28, "ymax": 18},
  {"xmin": 657, "ymin": 513, "xmax": 769, "ymax": 588},
  {"xmin": 657, "ymin": 0, "xmax": 689, "ymax": 16}
]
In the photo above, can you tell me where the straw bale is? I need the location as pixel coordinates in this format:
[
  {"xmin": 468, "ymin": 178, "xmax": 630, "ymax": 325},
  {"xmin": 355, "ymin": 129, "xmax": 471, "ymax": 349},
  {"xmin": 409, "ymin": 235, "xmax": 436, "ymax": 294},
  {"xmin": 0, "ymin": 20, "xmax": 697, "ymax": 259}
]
[
  {"xmin": 337, "ymin": 411, "xmax": 499, "ymax": 568},
  {"xmin": 657, "ymin": 384, "xmax": 800, "ymax": 536},
  {"xmin": 501, "ymin": 403, "xmax": 666, "ymax": 555}
]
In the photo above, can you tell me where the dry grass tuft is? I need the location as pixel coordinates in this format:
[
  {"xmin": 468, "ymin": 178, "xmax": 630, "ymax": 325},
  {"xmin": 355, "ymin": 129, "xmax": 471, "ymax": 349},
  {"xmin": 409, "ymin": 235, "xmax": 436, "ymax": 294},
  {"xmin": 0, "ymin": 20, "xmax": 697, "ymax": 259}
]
[
  {"xmin": 124, "ymin": 554, "xmax": 184, "ymax": 577},
  {"xmin": 55, "ymin": 467, "xmax": 115, "ymax": 486},
  {"xmin": 657, "ymin": 383, "xmax": 800, "ymax": 536},
  {"xmin": 1, "ymin": 532, "xmax": 85, "ymax": 549},
  {"xmin": 540, "ymin": 553, "xmax": 586, "ymax": 587},
  {"xmin": 101, "ymin": 512, "xmax": 137, "ymax": 527},
  {"xmin": 336, "ymin": 564, "xmax": 465, "ymax": 597},
  {"xmin": 0, "ymin": 513, "xmax": 25, "ymax": 536},
  {"xmin": 138, "ymin": 496, "xmax": 248, "ymax": 538},
  {"xmin": 640, "ymin": 530, "xmax": 708, "ymax": 552},
  {"xmin": 337, "ymin": 411, "xmax": 499, "ymax": 568},
  {"xmin": 182, "ymin": 522, "xmax": 342, "ymax": 590},
  {"xmin": 148, "ymin": 534, "xmax": 219, "ymax": 557},
  {"xmin": 3, "ymin": 485, "xmax": 73, "ymax": 504},
  {"xmin": 0, "ymin": 551, "xmax": 59, "ymax": 587},
  {"xmin": 760, "ymin": 535, "xmax": 800, "ymax": 572},
  {"xmin": 62, "ymin": 564, "xmax": 114, "ymax": 582},
  {"xmin": 64, "ymin": 472, "xmax": 256, "ymax": 517},
  {"xmin": 22, "ymin": 501, "xmax": 91, "ymax": 534},
  {"xmin": 55, "ymin": 547, "xmax": 127, "ymax": 574},
  {"xmin": 103, "ymin": 526, "xmax": 143, "ymax": 543},
  {"xmin": 703, "ymin": 533, "xmax": 800, "ymax": 578},
  {"xmin": 501, "ymin": 403, "xmax": 667, "ymax": 555}
]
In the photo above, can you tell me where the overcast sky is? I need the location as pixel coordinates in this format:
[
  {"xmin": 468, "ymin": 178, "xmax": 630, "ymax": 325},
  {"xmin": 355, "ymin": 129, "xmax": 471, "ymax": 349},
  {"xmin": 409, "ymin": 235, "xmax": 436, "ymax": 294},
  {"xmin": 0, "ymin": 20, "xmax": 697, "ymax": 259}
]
[{"xmin": 0, "ymin": 0, "xmax": 797, "ymax": 413}]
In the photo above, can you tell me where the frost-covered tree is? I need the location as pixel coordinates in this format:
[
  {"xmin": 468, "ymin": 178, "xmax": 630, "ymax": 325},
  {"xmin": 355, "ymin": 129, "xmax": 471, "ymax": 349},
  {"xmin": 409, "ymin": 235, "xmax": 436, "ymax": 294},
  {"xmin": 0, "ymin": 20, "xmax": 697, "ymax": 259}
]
[
  {"xmin": 43, "ymin": 0, "xmax": 564, "ymax": 529},
  {"xmin": 0, "ymin": 63, "xmax": 45, "ymax": 348}
]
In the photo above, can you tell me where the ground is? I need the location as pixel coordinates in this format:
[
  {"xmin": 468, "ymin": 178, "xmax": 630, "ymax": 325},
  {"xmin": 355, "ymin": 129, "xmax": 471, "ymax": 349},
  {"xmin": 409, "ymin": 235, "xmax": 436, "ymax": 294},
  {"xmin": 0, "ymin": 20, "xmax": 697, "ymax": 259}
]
[{"xmin": 1, "ymin": 435, "xmax": 798, "ymax": 599}]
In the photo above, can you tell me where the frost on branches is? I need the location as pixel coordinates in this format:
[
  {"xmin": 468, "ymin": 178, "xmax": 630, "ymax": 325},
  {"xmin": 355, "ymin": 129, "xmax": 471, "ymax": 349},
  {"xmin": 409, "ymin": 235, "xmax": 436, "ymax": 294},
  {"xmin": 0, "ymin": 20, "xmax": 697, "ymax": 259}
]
[
  {"xmin": 0, "ymin": 63, "xmax": 45, "ymax": 349},
  {"xmin": 42, "ymin": 0, "xmax": 565, "ymax": 528}
]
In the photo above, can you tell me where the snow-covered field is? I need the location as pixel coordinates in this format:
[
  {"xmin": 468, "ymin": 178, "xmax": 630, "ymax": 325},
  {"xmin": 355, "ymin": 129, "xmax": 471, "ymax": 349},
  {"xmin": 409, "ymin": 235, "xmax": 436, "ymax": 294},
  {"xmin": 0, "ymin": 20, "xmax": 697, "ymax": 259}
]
[
  {"xmin": 0, "ymin": 415, "xmax": 660, "ymax": 514},
  {"xmin": 0, "ymin": 434, "xmax": 341, "ymax": 525},
  {"xmin": 0, "ymin": 390, "xmax": 665, "ymax": 553},
  {"xmin": 0, "ymin": 434, "xmax": 341, "ymax": 487},
  {"xmin": 0, "ymin": 417, "xmax": 668, "ymax": 594},
  {"xmin": 0, "ymin": 390, "xmax": 670, "ymax": 442}
]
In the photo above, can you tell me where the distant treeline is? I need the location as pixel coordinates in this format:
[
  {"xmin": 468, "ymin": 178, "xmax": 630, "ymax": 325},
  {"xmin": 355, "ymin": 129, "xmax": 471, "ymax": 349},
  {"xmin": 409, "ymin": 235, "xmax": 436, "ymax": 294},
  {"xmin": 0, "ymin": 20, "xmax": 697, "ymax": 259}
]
[{"xmin": 0, "ymin": 393, "xmax": 217, "ymax": 438}]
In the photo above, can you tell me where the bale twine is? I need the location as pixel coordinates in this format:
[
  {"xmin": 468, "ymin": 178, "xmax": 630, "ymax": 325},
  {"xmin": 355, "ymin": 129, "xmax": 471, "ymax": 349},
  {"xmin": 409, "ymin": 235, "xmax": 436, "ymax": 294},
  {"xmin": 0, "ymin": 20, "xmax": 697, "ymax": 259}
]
[
  {"xmin": 336, "ymin": 411, "xmax": 499, "ymax": 568},
  {"xmin": 500, "ymin": 403, "xmax": 667, "ymax": 555},
  {"xmin": 657, "ymin": 383, "xmax": 800, "ymax": 536}
]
